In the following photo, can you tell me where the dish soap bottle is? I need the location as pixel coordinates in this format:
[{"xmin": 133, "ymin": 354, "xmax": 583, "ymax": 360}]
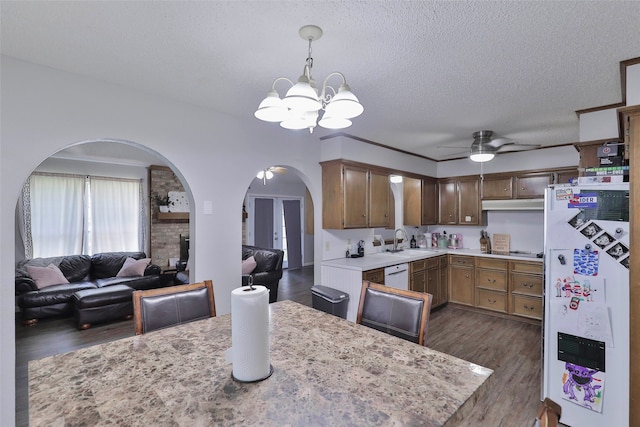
[{"xmin": 410, "ymin": 235, "xmax": 417, "ymax": 248}]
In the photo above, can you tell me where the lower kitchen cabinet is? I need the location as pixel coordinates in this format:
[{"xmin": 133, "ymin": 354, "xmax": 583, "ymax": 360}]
[
  {"xmin": 363, "ymin": 268, "xmax": 384, "ymax": 285},
  {"xmin": 449, "ymin": 255, "xmax": 475, "ymax": 306},
  {"xmin": 448, "ymin": 254, "xmax": 543, "ymax": 322},
  {"xmin": 509, "ymin": 260, "xmax": 543, "ymax": 320},
  {"xmin": 475, "ymin": 258, "xmax": 508, "ymax": 314},
  {"xmin": 410, "ymin": 256, "xmax": 447, "ymax": 309}
]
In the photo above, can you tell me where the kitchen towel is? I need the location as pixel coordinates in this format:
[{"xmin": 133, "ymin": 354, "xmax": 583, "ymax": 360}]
[{"xmin": 230, "ymin": 285, "xmax": 271, "ymax": 382}]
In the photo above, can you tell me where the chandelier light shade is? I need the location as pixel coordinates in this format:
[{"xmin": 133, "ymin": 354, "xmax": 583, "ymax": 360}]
[{"xmin": 254, "ymin": 25, "xmax": 364, "ymax": 133}]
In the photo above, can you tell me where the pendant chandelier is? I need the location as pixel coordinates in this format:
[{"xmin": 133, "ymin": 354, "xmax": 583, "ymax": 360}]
[{"xmin": 254, "ymin": 25, "xmax": 364, "ymax": 133}]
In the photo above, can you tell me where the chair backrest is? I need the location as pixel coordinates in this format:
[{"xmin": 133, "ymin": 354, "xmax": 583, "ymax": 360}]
[
  {"xmin": 533, "ymin": 397, "xmax": 562, "ymax": 427},
  {"xmin": 133, "ymin": 280, "xmax": 215, "ymax": 335},
  {"xmin": 356, "ymin": 281, "xmax": 433, "ymax": 346}
]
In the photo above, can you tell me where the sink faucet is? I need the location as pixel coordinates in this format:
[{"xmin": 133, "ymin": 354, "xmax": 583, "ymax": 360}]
[{"xmin": 393, "ymin": 228, "xmax": 409, "ymax": 252}]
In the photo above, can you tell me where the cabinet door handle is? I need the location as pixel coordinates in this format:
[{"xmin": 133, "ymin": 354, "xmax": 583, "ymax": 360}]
[
  {"xmin": 465, "ymin": 274, "xmax": 469, "ymax": 279},
  {"xmin": 523, "ymin": 305, "xmax": 534, "ymax": 311},
  {"xmin": 522, "ymin": 283, "xmax": 533, "ymax": 288},
  {"xmin": 487, "ymin": 278, "xmax": 496, "ymax": 283},
  {"xmin": 488, "ymin": 298, "xmax": 497, "ymax": 304}
]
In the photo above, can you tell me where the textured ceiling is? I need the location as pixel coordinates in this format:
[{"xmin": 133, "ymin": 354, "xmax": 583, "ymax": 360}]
[{"xmin": 2, "ymin": 1, "xmax": 639, "ymax": 161}]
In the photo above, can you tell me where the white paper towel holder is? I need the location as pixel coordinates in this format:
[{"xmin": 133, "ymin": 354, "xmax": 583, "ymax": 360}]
[
  {"xmin": 230, "ymin": 282, "xmax": 274, "ymax": 383},
  {"xmin": 231, "ymin": 364, "xmax": 274, "ymax": 383}
]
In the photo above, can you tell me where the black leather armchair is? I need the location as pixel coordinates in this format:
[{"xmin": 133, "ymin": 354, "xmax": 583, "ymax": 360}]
[{"xmin": 241, "ymin": 245, "xmax": 284, "ymax": 303}]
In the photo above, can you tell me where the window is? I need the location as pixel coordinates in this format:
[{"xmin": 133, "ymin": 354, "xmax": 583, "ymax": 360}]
[{"xmin": 22, "ymin": 173, "xmax": 145, "ymax": 258}]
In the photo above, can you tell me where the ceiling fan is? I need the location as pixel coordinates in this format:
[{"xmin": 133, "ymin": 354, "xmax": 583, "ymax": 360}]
[
  {"xmin": 256, "ymin": 166, "xmax": 287, "ymax": 184},
  {"xmin": 440, "ymin": 130, "xmax": 541, "ymax": 162}
]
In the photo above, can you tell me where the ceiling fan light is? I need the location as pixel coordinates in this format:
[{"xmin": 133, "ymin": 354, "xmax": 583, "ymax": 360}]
[
  {"xmin": 318, "ymin": 114, "xmax": 352, "ymax": 129},
  {"xmin": 283, "ymin": 75, "xmax": 321, "ymax": 111},
  {"xmin": 470, "ymin": 152, "xmax": 495, "ymax": 162},
  {"xmin": 324, "ymin": 84, "xmax": 364, "ymax": 119},
  {"xmin": 389, "ymin": 175, "xmax": 403, "ymax": 183},
  {"xmin": 254, "ymin": 90, "xmax": 289, "ymax": 122}
]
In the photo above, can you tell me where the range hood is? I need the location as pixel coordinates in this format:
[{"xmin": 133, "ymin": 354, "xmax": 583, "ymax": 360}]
[{"xmin": 481, "ymin": 199, "xmax": 544, "ymax": 211}]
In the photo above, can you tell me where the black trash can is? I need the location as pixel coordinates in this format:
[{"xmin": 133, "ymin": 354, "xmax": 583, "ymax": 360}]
[{"xmin": 311, "ymin": 285, "xmax": 349, "ymax": 319}]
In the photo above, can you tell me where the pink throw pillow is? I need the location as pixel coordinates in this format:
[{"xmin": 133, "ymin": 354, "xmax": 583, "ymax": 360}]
[
  {"xmin": 116, "ymin": 257, "xmax": 151, "ymax": 277},
  {"xmin": 242, "ymin": 256, "xmax": 257, "ymax": 274},
  {"xmin": 26, "ymin": 263, "xmax": 69, "ymax": 289}
]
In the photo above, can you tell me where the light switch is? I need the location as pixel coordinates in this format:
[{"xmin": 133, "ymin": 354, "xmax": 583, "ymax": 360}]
[
  {"xmin": 203, "ymin": 200, "xmax": 213, "ymax": 215},
  {"xmin": 465, "ymin": 215, "xmax": 472, "ymax": 222}
]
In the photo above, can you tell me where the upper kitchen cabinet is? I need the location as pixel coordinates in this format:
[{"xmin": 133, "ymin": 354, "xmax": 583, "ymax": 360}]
[
  {"xmin": 482, "ymin": 175, "xmax": 513, "ymax": 199},
  {"xmin": 369, "ymin": 169, "xmax": 391, "ymax": 228},
  {"xmin": 514, "ymin": 172, "xmax": 553, "ymax": 198},
  {"xmin": 457, "ymin": 176, "xmax": 481, "ymax": 225},
  {"xmin": 421, "ymin": 178, "xmax": 438, "ymax": 225},
  {"xmin": 438, "ymin": 179, "xmax": 457, "ymax": 225},
  {"xmin": 403, "ymin": 177, "xmax": 422, "ymax": 226},
  {"xmin": 438, "ymin": 177, "xmax": 481, "ymax": 225},
  {"xmin": 321, "ymin": 160, "xmax": 390, "ymax": 229},
  {"xmin": 481, "ymin": 168, "xmax": 577, "ymax": 200},
  {"xmin": 403, "ymin": 177, "xmax": 438, "ymax": 226}
]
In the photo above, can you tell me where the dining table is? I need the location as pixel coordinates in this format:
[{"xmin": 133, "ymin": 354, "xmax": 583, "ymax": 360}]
[{"xmin": 29, "ymin": 300, "xmax": 493, "ymax": 426}]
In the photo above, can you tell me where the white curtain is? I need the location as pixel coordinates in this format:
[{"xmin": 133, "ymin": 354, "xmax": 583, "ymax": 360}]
[
  {"xmin": 23, "ymin": 173, "xmax": 143, "ymax": 258},
  {"xmin": 28, "ymin": 174, "xmax": 85, "ymax": 258},
  {"xmin": 88, "ymin": 177, "xmax": 142, "ymax": 254}
]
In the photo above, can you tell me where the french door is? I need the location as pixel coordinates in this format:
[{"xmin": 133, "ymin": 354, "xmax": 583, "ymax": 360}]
[{"xmin": 248, "ymin": 196, "xmax": 303, "ymax": 270}]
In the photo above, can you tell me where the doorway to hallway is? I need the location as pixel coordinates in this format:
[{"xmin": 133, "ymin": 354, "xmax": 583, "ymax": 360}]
[{"xmin": 248, "ymin": 195, "xmax": 304, "ymax": 270}]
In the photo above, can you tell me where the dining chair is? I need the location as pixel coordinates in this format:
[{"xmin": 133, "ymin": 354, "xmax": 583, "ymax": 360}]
[
  {"xmin": 132, "ymin": 280, "xmax": 216, "ymax": 335},
  {"xmin": 356, "ymin": 280, "xmax": 433, "ymax": 346},
  {"xmin": 532, "ymin": 397, "xmax": 562, "ymax": 427}
]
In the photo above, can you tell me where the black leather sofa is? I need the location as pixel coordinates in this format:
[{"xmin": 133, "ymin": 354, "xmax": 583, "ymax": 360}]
[
  {"xmin": 241, "ymin": 245, "xmax": 284, "ymax": 303},
  {"xmin": 16, "ymin": 251, "xmax": 166, "ymax": 326}
]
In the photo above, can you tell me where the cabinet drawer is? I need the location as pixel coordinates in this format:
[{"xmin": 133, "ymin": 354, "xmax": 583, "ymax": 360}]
[
  {"xmin": 510, "ymin": 261, "xmax": 543, "ymax": 275},
  {"xmin": 476, "ymin": 257, "xmax": 508, "ymax": 270},
  {"xmin": 476, "ymin": 269, "xmax": 507, "ymax": 291},
  {"xmin": 476, "ymin": 289, "xmax": 507, "ymax": 313},
  {"xmin": 363, "ymin": 268, "xmax": 384, "ymax": 284},
  {"xmin": 511, "ymin": 273, "xmax": 543, "ymax": 296},
  {"xmin": 450, "ymin": 255, "xmax": 474, "ymax": 266},
  {"xmin": 511, "ymin": 294, "xmax": 543, "ymax": 320},
  {"xmin": 411, "ymin": 259, "xmax": 427, "ymax": 272}
]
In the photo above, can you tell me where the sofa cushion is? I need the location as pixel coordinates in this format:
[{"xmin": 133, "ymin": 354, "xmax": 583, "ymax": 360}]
[
  {"xmin": 241, "ymin": 256, "xmax": 257, "ymax": 274},
  {"xmin": 117, "ymin": 257, "xmax": 151, "ymax": 277},
  {"xmin": 91, "ymin": 251, "xmax": 147, "ymax": 279},
  {"xmin": 59, "ymin": 255, "xmax": 92, "ymax": 282},
  {"xmin": 18, "ymin": 281, "xmax": 98, "ymax": 308},
  {"xmin": 26, "ymin": 264, "xmax": 69, "ymax": 289}
]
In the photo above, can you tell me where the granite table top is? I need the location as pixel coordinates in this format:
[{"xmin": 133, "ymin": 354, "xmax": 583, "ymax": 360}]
[{"xmin": 29, "ymin": 300, "xmax": 493, "ymax": 426}]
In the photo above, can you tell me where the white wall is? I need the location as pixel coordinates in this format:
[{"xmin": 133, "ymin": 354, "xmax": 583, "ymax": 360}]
[{"xmin": 0, "ymin": 56, "xmax": 327, "ymax": 423}]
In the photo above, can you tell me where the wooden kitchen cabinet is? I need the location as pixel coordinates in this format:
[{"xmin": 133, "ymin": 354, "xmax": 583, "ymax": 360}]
[
  {"xmin": 438, "ymin": 179, "xmax": 457, "ymax": 225},
  {"xmin": 369, "ymin": 169, "xmax": 391, "ymax": 228},
  {"xmin": 457, "ymin": 176, "xmax": 481, "ymax": 225},
  {"xmin": 448, "ymin": 255, "xmax": 475, "ymax": 306},
  {"xmin": 410, "ymin": 258, "xmax": 427, "ymax": 294},
  {"xmin": 421, "ymin": 178, "xmax": 438, "ymax": 225},
  {"xmin": 482, "ymin": 176, "xmax": 513, "ymax": 199},
  {"xmin": 509, "ymin": 260, "xmax": 543, "ymax": 320},
  {"xmin": 439, "ymin": 255, "xmax": 449, "ymax": 305},
  {"xmin": 438, "ymin": 177, "xmax": 480, "ymax": 225},
  {"xmin": 514, "ymin": 173, "xmax": 553, "ymax": 198},
  {"xmin": 403, "ymin": 177, "xmax": 422, "ymax": 226},
  {"xmin": 411, "ymin": 256, "xmax": 447, "ymax": 309},
  {"xmin": 475, "ymin": 258, "xmax": 508, "ymax": 313},
  {"xmin": 321, "ymin": 160, "xmax": 390, "ymax": 229},
  {"xmin": 363, "ymin": 268, "xmax": 385, "ymax": 285}
]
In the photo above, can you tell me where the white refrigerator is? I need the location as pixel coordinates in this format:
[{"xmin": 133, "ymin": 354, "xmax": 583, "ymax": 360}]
[{"xmin": 542, "ymin": 183, "xmax": 629, "ymax": 426}]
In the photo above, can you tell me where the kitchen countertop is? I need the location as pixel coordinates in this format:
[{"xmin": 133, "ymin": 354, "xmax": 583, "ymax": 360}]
[
  {"xmin": 322, "ymin": 248, "xmax": 542, "ymax": 271},
  {"xmin": 29, "ymin": 300, "xmax": 493, "ymax": 426}
]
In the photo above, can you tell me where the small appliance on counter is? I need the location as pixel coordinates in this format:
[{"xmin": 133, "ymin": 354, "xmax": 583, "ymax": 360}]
[
  {"xmin": 357, "ymin": 240, "xmax": 365, "ymax": 257},
  {"xmin": 448, "ymin": 233, "xmax": 463, "ymax": 249}
]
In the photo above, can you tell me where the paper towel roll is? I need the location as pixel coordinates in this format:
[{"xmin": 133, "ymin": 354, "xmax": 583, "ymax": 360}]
[{"xmin": 230, "ymin": 285, "xmax": 272, "ymax": 382}]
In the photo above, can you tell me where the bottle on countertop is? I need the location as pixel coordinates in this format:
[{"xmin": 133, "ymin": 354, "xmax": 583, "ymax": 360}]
[{"xmin": 410, "ymin": 235, "xmax": 417, "ymax": 248}]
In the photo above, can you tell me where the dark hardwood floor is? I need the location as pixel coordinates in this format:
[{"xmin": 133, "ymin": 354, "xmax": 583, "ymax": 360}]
[{"xmin": 16, "ymin": 266, "xmax": 544, "ymax": 426}]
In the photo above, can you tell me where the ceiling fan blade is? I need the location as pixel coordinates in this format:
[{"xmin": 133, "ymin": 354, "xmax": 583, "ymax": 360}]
[{"xmin": 496, "ymin": 144, "xmax": 541, "ymax": 153}]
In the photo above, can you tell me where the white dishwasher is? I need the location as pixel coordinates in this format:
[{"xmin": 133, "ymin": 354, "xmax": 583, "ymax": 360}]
[{"xmin": 384, "ymin": 263, "xmax": 409, "ymax": 290}]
